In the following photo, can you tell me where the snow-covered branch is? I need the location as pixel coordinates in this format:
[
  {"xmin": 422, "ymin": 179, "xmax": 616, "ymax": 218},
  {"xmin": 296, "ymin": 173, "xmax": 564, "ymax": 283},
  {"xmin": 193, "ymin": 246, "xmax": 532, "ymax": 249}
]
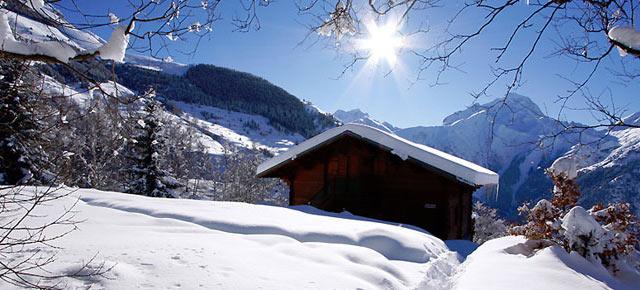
[
  {"xmin": 609, "ymin": 26, "xmax": 640, "ymax": 58},
  {"xmin": 0, "ymin": 0, "xmax": 270, "ymax": 65}
]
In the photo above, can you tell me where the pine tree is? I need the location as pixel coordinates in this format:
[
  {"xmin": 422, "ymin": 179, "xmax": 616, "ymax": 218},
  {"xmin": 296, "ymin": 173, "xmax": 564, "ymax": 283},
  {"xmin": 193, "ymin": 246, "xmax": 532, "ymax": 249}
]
[
  {"xmin": 125, "ymin": 90, "xmax": 179, "ymax": 197},
  {"xmin": 0, "ymin": 60, "xmax": 51, "ymax": 185}
]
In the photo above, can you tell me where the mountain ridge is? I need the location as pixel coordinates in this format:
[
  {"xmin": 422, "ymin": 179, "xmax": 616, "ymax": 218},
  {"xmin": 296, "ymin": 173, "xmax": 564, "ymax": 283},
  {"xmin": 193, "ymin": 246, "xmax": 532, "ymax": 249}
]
[{"xmin": 333, "ymin": 108, "xmax": 398, "ymax": 133}]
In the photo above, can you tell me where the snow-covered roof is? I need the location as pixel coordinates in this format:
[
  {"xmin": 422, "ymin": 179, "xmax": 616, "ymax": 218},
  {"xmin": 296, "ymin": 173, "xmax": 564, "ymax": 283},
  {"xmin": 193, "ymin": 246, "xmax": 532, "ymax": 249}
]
[{"xmin": 256, "ymin": 123, "xmax": 499, "ymax": 186}]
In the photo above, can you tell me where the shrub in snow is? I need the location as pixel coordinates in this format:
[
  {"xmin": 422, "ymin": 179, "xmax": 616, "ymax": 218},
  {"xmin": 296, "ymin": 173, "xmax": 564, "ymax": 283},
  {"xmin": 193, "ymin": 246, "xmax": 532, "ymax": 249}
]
[
  {"xmin": 590, "ymin": 203, "xmax": 639, "ymax": 269},
  {"xmin": 214, "ymin": 146, "xmax": 287, "ymax": 206},
  {"xmin": 548, "ymin": 169, "xmax": 581, "ymax": 211},
  {"xmin": 511, "ymin": 167, "xmax": 640, "ymax": 274},
  {"xmin": 472, "ymin": 201, "xmax": 507, "ymax": 244},
  {"xmin": 561, "ymin": 206, "xmax": 606, "ymax": 263},
  {"xmin": 511, "ymin": 199, "xmax": 562, "ymax": 241}
]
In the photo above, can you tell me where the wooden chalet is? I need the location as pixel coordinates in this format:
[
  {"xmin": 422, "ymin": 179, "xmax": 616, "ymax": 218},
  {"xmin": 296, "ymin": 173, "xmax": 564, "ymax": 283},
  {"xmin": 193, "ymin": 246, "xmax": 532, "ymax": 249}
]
[{"xmin": 256, "ymin": 124, "xmax": 499, "ymax": 240}]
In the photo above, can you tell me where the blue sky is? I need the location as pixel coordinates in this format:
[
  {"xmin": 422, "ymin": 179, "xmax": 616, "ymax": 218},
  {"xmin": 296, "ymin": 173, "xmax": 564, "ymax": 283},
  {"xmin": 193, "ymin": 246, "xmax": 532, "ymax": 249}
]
[{"xmin": 72, "ymin": 1, "xmax": 639, "ymax": 128}]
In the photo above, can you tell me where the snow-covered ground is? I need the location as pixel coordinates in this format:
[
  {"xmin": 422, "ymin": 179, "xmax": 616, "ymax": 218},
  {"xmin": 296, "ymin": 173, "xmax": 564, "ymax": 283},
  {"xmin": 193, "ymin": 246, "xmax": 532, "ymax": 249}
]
[
  {"xmin": 3, "ymin": 186, "xmax": 637, "ymax": 289},
  {"xmin": 452, "ymin": 236, "xmax": 639, "ymax": 290},
  {"xmin": 2, "ymin": 187, "xmax": 454, "ymax": 289}
]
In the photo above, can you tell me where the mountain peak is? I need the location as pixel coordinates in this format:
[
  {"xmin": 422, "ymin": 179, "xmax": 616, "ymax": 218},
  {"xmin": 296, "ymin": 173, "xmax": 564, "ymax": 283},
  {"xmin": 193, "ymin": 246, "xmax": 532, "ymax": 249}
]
[
  {"xmin": 332, "ymin": 109, "xmax": 397, "ymax": 133},
  {"xmin": 492, "ymin": 93, "xmax": 544, "ymax": 115},
  {"xmin": 442, "ymin": 93, "xmax": 544, "ymax": 126},
  {"xmin": 334, "ymin": 109, "xmax": 370, "ymax": 121}
]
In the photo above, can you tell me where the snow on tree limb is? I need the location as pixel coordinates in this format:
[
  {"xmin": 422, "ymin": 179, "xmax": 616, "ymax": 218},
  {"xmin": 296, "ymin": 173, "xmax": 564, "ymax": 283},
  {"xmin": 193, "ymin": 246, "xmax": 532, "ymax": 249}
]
[
  {"xmin": 97, "ymin": 24, "xmax": 131, "ymax": 63},
  {"xmin": 0, "ymin": 9, "xmax": 78, "ymax": 63},
  {"xmin": 0, "ymin": 7, "xmax": 131, "ymax": 64},
  {"xmin": 608, "ymin": 26, "xmax": 640, "ymax": 57}
]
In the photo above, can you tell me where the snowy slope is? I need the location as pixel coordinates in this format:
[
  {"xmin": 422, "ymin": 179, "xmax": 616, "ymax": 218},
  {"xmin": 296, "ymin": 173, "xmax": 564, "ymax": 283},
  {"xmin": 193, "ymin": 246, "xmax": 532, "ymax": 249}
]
[
  {"xmin": 4, "ymin": 186, "xmax": 636, "ymax": 289},
  {"xmin": 5, "ymin": 1, "xmax": 320, "ymax": 156},
  {"xmin": 622, "ymin": 112, "xmax": 640, "ymax": 126},
  {"xmin": 334, "ymin": 108, "xmax": 398, "ymax": 133},
  {"xmin": 171, "ymin": 101, "xmax": 305, "ymax": 155},
  {"xmin": 304, "ymin": 101, "xmax": 339, "ymax": 132},
  {"xmin": 2, "ymin": 186, "xmax": 457, "ymax": 289},
  {"xmin": 556, "ymin": 127, "xmax": 640, "ymax": 214},
  {"xmin": 39, "ymin": 73, "xmax": 303, "ymax": 156},
  {"xmin": 1, "ymin": 4, "xmax": 103, "ymax": 55}
]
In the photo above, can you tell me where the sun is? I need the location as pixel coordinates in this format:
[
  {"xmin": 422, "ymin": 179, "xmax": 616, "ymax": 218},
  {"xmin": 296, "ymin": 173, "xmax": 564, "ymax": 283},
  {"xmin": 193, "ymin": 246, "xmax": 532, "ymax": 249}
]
[{"xmin": 358, "ymin": 21, "xmax": 404, "ymax": 66}]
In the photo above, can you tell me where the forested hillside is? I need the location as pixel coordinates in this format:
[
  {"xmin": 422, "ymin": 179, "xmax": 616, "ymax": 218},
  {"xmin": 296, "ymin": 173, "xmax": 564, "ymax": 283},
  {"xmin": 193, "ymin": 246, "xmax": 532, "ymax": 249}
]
[{"xmin": 115, "ymin": 64, "xmax": 336, "ymax": 138}]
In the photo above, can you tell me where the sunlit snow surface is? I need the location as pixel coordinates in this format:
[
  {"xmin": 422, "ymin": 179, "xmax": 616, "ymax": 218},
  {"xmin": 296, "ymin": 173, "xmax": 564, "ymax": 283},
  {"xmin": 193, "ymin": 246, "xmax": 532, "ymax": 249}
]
[
  {"xmin": 3, "ymin": 187, "xmax": 637, "ymax": 289},
  {"xmin": 2, "ymin": 187, "xmax": 454, "ymax": 289},
  {"xmin": 452, "ymin": 236, "xmax": 639, "ymax": 290}
]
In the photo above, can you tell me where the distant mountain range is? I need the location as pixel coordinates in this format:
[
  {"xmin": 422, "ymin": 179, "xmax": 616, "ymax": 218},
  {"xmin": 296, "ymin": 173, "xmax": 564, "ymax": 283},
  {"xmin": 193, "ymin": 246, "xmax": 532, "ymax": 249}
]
[{"xmin": 333, "ymin": 95, "xmax": 640, "ymax": 218}]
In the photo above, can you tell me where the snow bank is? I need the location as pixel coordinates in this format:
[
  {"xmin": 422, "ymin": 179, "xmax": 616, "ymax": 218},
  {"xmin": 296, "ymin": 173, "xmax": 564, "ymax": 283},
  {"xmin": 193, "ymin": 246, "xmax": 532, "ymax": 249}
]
[
  {"xmin": 5, "ymin": 187, "xmax": 638, "ymax": 289},
  {"xmin": 79, "ymin": 190, "xmax": 446, "ymax": 263},
  {"xmin": 2, "ymin": 187, "xmax": 455, "ymax": 289},
  {"xmin": 452, "ymin": 236, "xmax": 636, "ymax": 290}
]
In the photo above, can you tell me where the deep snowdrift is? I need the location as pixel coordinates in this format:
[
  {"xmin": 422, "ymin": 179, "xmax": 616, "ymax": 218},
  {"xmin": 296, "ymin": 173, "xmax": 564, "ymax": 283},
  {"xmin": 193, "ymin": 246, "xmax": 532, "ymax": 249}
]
[
  {"xmin": 2, "ymin": 187, "xmax": 637, "ymax": 289},
  {"xmin": 452, "ymin": 236, "xmax": 639, "ymax": 290},
  {"xmin": 2, "ymin": 187, "xmax": 455, "ymax": 289}
]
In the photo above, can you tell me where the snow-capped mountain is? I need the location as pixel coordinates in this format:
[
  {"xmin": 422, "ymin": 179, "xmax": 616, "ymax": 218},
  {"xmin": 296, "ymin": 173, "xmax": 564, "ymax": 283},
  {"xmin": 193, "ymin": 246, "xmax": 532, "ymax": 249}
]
[
  {"xmin": 333, "ymin": 108, "xmax": 398, "ymax": 133},
  {"xmin": 2, "ymin": 1, "xmax": 329, "ymax": 154},
  {"xmin": 559, "ymin": 127, "xmax": 640, "ymax": 213},
  {"xmin": 395, "ymin": 94, "xmax": 605, "ymax": 218}
]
